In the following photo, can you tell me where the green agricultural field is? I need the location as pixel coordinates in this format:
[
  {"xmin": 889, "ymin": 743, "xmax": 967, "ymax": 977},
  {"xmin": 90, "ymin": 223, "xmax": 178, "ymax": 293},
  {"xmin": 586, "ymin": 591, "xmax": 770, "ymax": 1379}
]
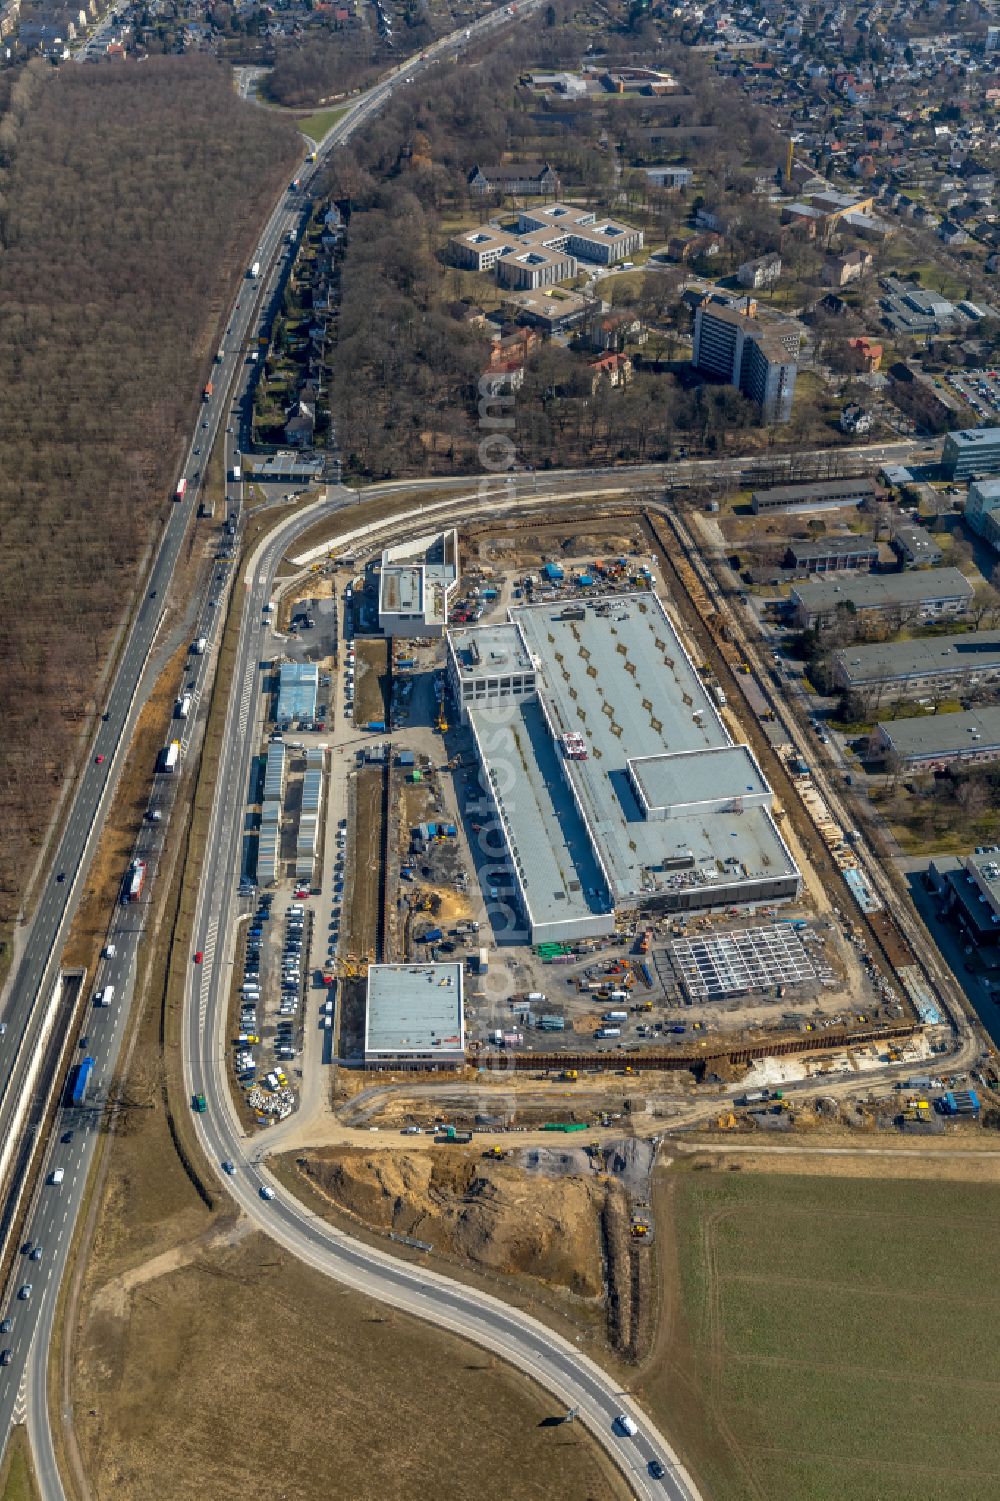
[{"xmin": 645, "ymin": 1168, "xmax": 1000, "ymax": 1501}]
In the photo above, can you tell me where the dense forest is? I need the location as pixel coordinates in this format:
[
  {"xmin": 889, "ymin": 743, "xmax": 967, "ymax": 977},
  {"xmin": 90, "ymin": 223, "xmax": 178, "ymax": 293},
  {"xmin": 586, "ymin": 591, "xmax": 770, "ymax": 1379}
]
[{"xmin": 0, "ymin": 57, "xmax": 300, "ymax": 964}]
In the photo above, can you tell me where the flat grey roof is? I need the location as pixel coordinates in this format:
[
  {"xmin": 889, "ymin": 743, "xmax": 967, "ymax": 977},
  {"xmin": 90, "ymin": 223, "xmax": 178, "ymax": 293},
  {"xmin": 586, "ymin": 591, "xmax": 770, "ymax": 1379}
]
[
  {"xmin": 451, "ymin": 622, "xmax": 533, "ymax": 678},
  {"xmin": 380, "ymin": 565, "xmax": 423, "ymax": 614},
  {"xmin": 365, "ymin": 963, "xmax": 464, "ymax": 1055},
  {"xmin": 945, "ymin": 426, "xmax": 1000, "ymax": 449},
  {"xmin": 878, "ymin": 705, "xmax": 1000, "ymax": 759},
  {"xmin": 789, "ymin": 534, "xmax": 879, "ymax": 558},
  {"xmin": 793, "ymin": 567, "xmax": 972, "ymax": 612},
  {"xmin": 468, "ymin": 700, "xmax": 609, "ymax": 929},
  {"xmin": 509, "ymin": 594, "xmax": 797, "ymax": 905},
  {"xmin": 835, "ymin": 631, "xmax": 1000, "ymax": 684},
  {"xmin": 754, "ymin": 477, "xmax": 879, "ymax": 504},
  {"xmin": 629, "ymin": 745, "xmax": 768, "ymax": 813}
]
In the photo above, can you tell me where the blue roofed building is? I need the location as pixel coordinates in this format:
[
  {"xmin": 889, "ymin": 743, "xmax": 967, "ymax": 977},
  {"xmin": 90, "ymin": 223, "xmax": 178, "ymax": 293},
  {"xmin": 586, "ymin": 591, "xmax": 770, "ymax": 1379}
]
[{"xmin": 276, "ymin": 661, "xmax": 319, "ymax": 723}]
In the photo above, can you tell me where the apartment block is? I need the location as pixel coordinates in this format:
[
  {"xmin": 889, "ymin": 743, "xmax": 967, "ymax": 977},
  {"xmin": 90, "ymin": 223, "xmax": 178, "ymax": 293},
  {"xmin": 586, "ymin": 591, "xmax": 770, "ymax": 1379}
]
[{"xmin": 692, "ymin": 296, "xmax": 799, "ymax": 424}]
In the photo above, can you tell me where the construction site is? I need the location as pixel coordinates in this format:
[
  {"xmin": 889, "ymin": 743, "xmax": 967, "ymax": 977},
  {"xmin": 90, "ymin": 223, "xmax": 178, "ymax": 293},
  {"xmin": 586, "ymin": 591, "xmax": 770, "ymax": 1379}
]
[{"xmin": 285, "ymin": 499, "xmax": 967, "ymax": 1098}]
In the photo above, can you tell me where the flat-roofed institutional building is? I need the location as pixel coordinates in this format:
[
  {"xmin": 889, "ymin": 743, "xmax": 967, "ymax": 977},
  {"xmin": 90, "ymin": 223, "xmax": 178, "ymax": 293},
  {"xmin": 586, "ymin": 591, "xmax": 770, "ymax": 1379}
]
[
  {"xmin": 447, "ymin": 594, "xmax": 800, "ymax": 942},
  {"xmin": 378, "ymin": 529, "xmax": 458, "ymax": 638},
  {"xmin": 364, "ymin": 962, "xmax": 465, "ymax": 1069}
]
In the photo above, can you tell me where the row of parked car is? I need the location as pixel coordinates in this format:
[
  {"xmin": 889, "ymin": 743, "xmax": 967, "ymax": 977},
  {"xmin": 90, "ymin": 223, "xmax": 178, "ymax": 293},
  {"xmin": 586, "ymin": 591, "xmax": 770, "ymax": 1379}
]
[{"xmin": 236, "ymin": 898, "xmax": 311, "ymax": 1115}]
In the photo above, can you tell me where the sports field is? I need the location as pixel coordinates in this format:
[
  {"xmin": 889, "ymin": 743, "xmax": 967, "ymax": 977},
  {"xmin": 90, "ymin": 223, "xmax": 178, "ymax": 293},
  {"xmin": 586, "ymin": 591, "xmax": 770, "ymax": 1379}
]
[{"xmin": 646, "ymin": 1167, "xmax": 1000, "ymax": 1501}]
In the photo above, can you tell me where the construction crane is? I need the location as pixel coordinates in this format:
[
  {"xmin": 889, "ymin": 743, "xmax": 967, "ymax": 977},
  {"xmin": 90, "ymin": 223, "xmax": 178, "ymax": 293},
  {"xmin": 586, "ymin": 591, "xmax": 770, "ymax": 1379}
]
[{"xmin": 435, "ymin": 704, "xmax": 448, "ymax": 734}]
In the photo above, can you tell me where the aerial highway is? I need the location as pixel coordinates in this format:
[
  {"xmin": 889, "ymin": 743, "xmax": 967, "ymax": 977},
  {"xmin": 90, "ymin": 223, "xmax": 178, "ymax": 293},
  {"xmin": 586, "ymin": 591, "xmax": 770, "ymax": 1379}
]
[
  {"xmin": 0, "ymin": 10, "xmax": 953, "ymax": 1497},
  {"xmin": 0, "ymin": 2, "xmax": 595, "ymax": 1495}
]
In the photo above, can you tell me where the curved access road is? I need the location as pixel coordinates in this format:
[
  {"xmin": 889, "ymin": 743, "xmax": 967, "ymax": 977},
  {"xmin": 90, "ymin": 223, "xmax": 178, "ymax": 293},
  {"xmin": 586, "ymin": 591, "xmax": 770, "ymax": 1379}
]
[{"xmin": 182, "ymin": 486, "xmax": 701, "ymax": 1501}]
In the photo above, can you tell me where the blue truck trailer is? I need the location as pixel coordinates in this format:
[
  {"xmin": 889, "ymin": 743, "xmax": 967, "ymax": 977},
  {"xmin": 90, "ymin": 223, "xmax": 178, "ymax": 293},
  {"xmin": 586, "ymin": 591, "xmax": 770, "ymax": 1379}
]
[{"xmin": 68, "ymin": 1056, "xmax": 95, "ymax": 1107}]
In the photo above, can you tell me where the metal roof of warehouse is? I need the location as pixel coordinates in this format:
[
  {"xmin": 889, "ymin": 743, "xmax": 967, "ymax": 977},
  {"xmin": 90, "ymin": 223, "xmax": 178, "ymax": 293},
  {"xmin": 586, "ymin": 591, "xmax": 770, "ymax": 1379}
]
[{"xmin": 467, "ymin": 699, "xmax": 609, "ymax": 929}]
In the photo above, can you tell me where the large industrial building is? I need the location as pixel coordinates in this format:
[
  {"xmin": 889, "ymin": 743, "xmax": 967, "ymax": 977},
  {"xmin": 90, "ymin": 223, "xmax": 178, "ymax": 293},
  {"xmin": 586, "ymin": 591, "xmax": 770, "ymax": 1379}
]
[
  {"xmin": 447, "ymin": 594, "xmax": 800, "ymax": 943},
  {"xmin": 789, "ymin": 567, "xmax": 973, "ymax": 629},
  {"xmin": 831, "ymin": 631, "xmax": 1000, "ymax": 698},
  {"xmin": 378, "ymin": 529, "xmax": 459, "ymax": 638},
  {"xmin": 364, "ymin": 962, "xmax": 465, "ymax": 1070}
]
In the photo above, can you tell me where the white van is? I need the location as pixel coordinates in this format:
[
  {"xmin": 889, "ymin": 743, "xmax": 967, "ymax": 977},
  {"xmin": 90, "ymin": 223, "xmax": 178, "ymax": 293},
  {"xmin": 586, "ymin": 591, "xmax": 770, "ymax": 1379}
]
[
  {"xmin": 616, "ymin": 1414, "xmax": 638, "ymax": 1438},
  {"xmin": 48, "ymin": 1168, "xmax": 65, "ymax": 1186},
  {"xmin": 95, "ymin": 985, "xmax": 115, "ymax": 1007},
  {"xmin": 102, "ymin": 943, "xmax": 116, "ymax": 960}
]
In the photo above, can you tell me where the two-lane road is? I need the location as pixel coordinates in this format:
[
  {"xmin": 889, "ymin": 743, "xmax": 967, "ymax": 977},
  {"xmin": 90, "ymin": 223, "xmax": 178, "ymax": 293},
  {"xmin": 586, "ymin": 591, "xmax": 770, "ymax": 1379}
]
[{"xmin": 180, "ymin": 480, "xmax": 701, "ymax": 1501}]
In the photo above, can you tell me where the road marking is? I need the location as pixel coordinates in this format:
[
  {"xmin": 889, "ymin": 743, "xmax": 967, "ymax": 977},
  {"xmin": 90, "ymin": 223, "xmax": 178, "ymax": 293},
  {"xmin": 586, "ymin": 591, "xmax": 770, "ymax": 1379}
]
[{"xmin": 11, "ymin": 1370, "xmax": 27, "ymax": 1424}]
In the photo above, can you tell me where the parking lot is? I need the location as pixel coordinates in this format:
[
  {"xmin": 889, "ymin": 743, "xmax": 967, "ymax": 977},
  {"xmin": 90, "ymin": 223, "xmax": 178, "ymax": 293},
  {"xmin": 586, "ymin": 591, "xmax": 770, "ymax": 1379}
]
[
  {"xmin": 233, "ymin": 895, "xmax": 313, "ymax": 1120},
  {"xmin": 946, "ymin": 367, "xmax": 1000, "ymax": 423}
]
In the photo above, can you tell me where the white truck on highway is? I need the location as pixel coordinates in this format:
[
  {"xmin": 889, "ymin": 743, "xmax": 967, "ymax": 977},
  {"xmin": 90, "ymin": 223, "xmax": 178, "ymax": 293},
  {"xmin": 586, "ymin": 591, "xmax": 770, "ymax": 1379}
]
[{"xmin": 249, "ymin": 260, "xmax": 261, "ymax": 279}]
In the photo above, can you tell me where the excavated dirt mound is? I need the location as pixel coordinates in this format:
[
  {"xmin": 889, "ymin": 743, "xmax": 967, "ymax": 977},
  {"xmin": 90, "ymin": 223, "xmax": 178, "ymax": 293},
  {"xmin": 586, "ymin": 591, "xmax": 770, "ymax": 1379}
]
[{"xmin": 298, "ymin": 1148, "xmax": 604, "ymax": 1298}]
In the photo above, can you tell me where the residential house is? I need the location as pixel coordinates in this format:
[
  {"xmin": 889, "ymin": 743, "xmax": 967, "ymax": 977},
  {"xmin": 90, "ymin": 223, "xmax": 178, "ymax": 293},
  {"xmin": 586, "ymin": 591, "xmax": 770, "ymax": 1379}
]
[
  {"xmin": 823, "ymin": 248, "xmax": 874, "ymax": 286},
  {"xmin": 588, "ymin": 352, "xmax": 632, "ymax": 392},
  {"xmin": 737, "ymin": 252, "xmax": 782, "ymax": 289},
  {"xmin": 587, "ymin": 311, "xmax": 646, "ymax": 351},
  {"xmin": 848, "ymin": 336, "xmax": 883, "ymax": 373},
  {"xmin": 284, "ymin": 400, "xmax": 315, "ymax": 448}
]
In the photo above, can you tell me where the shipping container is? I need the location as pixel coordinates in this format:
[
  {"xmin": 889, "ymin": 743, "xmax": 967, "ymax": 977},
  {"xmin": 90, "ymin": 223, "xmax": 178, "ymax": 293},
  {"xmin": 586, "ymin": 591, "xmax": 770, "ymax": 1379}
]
[{"xmin": 595, "ymin": 1027, "xmax": 621, "ymax": 1038}]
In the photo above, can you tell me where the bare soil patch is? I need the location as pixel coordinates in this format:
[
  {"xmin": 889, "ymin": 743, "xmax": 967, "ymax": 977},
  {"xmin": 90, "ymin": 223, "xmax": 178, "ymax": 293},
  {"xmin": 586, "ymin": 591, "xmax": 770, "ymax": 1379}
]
[{"xmin": 295, "ymin": 1145, "xmax": 605, "ymax": 1297}]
